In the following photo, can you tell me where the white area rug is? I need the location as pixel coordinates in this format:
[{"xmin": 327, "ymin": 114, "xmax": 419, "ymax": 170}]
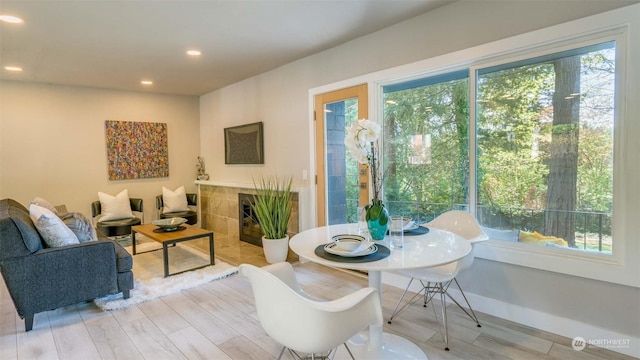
[{"xmin": 94, "ymin": 241, "xmax": 238, "ymax": 311}]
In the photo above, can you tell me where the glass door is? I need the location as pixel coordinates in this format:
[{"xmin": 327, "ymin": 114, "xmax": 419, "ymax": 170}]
[{"xmin": 314, "ymin": 84, "xmax": 368, "ymax": 226}]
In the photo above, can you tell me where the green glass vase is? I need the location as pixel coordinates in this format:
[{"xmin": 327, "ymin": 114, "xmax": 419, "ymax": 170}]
[{"xmin": 365, "ymin": 200, "xmax": 389, "ymax": 240}]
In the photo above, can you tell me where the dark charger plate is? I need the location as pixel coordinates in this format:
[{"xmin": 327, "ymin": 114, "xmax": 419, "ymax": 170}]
[
  {"xmin": 314, "ymin": 243, "xmax": 390, "ymax": 263},
  {"xmin": 404, "ymin": 226, "xmax": 429, "ymax": 236}
]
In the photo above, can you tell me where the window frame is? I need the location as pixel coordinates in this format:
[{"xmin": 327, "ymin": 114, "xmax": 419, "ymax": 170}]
[
  {"xmin": 369, "ymin": 11, "xmax": 637, "ymax": 287},
  {"xmin": 468, "ymin": 29, "xmax": 627, "ymax": 283},
  {"xmin": 380, "ymin": 69, "xmax": 471, "ymax": 221}
]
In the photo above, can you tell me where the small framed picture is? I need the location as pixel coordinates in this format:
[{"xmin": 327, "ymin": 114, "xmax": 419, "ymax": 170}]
[{"xmin": 224, "ymin": 122, "xmax": 264, "ymax": 164}]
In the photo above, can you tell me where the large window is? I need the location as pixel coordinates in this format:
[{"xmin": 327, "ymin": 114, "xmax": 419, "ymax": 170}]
[
  {"xmin": 382, "ymin": 72, "xmax": 469, "ymax": 222},
  {"xmin": 380, "ymin": 40, "xmax": 617, "ymax": 255},
  {"xmin": 476, "ymin": 42, "xmax": 616, "ymax": 253},
  {"xmin": 314, "ymin": 7, "xmax": 637, "ymax": 286}
]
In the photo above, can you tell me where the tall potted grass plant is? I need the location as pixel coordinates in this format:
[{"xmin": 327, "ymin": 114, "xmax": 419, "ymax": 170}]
[{"xmin": 251, "ymin": 176, "xmax": 293, "ymax": 263}]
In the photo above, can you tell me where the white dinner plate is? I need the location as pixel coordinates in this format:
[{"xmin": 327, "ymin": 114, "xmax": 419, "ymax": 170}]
[
  {"xmin": 404, "ymin": 224, "xmax": 419, "ymax": 231},
  {"xmin": 324, "ymin": 242, "xmax": 378, "ymax": 257}
]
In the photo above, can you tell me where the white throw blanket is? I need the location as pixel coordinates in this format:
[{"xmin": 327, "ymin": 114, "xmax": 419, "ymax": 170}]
[{"xmin": 94, "ymin": 242, "xmax": 238, "ymax": 311}]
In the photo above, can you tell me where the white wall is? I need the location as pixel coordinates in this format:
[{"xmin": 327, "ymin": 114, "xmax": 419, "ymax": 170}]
[
  {"xmin": 199, "ymin": 0, "xmax": 640, "ymax": 355},
  {"xmin": 0, "ymin": 81, "xmax": 200, "ymax": 223},
  {"xmin": 199, "ymin": 0, "xmax": 638, "ymax": 192}
]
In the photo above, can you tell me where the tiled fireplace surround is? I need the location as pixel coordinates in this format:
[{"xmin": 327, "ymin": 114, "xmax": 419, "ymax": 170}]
[{"xmin": 197, "ymin": 183, "xmax": 300, "ymax": 243}]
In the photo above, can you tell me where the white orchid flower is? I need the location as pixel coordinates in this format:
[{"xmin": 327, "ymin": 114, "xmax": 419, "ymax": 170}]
[
  {"xmin": 358, "ymin": 119, "xmax": 381, "ymax": 143},
  {"xmin": 344, "ymin": 118, "xmax": 382, "ymax": 200}
]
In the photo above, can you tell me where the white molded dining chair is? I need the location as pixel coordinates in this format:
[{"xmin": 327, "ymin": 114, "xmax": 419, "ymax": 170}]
[
  {"xmin": 387, "ymin": 210, "xmax": 488, "ymax": 351},
  {"xmin": 240, "ymin": 262, "xmax": 383, "ymax": 360}
]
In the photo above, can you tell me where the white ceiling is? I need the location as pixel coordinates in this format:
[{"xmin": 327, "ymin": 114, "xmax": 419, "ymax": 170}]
[{"xmin": 0, "ymin": 0, "xmax": 454, "ymax": 96}]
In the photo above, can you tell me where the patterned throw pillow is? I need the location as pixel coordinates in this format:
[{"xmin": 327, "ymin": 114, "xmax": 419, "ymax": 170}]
[
  {"xmin": 54, "ymin": 204, "xmax": 69, "ymax": 217},
  {"xmin": 29, "ymin": 204, "xmax": 79, "ymax": 247},
  {"xmin": 30, "ymin": 196, "xmax": 58, "ymax": 215},
  {"xmin": 61, "ymin": 212, "xmax": 98, "ymax": 242}
]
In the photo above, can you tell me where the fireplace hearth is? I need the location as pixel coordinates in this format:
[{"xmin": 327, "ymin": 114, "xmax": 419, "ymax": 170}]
[{"xmin": 197, "ymin": 183, "xmax": 299, "ymax": 249}]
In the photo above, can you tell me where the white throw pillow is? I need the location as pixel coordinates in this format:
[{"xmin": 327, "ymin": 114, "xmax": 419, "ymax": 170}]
[
  {"xmin": 162, "ymin": 186, "xmax": 189, "ymax": 213},
  {"xmin": 29, "ymin": 204, "xmax": 79, "ymax": 247},
  {"xmin": 98, "ymin": 189, "xmax": 133, "ymax": 221}
]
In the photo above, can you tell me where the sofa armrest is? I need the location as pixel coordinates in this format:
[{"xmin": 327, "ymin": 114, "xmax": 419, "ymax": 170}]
[{"xmin": 0, "ymin": 240, "xmax": 125, "ymax": 318}]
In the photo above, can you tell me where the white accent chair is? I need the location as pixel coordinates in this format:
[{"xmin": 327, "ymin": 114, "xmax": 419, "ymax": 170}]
[
  {"xmin": 240, "ymin": 262, "xmax": 383, "ymax": 360},
  {"xmin": 387, "ymin": 210, "xmax": 488, "ymax": 351}
]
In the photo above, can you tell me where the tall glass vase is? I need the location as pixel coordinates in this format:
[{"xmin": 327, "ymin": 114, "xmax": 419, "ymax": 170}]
[{"xmin": 365, "ymin": 200, "xmax": 389, "ymax": 240}]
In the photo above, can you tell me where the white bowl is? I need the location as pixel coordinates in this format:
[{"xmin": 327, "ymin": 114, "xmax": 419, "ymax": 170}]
[
  {"xmin": 152, "ymin": 217, "xmax": 187, "ymax": 230},
  {"xmin": 331, "ymin": 234, "xmax": 366, "ymax": 252},
  {"xmin": 333, "ymin": 240, "xmax": 361, "ymax": 252},
  {"xmin": 324, "ymin": 242, "xmax": 377, "ymax": 257},
  {"xmin": 392, "ymin": 216, "xmax": 415, "ymax": 230}
]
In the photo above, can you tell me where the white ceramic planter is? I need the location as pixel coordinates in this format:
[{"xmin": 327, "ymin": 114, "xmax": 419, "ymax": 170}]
[{"xmin": 262, "ymin": 235, "xmax": 289, "ymax": 263}]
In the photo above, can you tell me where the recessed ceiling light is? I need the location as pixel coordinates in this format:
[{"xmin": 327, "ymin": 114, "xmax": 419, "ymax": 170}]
[
  {"xmin": 186, "ymin": 50, "xmax": 201, "ymax": 56},
  {"xmin": 141, "ymin": 80, "xmax": 153, "ymax": 85},
  {"xmin": 4, "ymin": 66, "xmax": 23, "ymax": 72},
  {"xmin": 0, "ymin": 15, "xmax": 24, "ymax": 24}
]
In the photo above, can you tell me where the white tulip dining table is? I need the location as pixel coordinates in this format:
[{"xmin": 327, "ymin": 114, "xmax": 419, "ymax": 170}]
[{"xmin": 289, "ymin": 223, "xmax": 472, "ymax": 360}]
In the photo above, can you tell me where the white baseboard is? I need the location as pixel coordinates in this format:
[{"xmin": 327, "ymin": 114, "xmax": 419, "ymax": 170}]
[{"xmin": 382, "ymin": 273, "xmax": 639, "ymax": 358}]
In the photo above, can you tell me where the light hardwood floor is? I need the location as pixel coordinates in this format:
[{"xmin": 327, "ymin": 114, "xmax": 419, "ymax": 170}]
[{"xmin": 1, "ymin": 234, "xmax": 635, "ymax": 360}]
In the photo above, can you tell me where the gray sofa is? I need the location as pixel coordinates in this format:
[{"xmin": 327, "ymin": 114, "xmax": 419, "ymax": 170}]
[{"xmin": 0, "ymin": 198, "xmax": 133, "ymax": 331}]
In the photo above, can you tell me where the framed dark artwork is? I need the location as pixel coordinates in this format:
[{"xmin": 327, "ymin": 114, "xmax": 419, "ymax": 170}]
[
  {"xmin": 105, "ymin": 120, "xmax": 169, "ymax": 180},
  {"xmin": 224, "ymin": 122, "xmax": 264, "ymax": 164}
]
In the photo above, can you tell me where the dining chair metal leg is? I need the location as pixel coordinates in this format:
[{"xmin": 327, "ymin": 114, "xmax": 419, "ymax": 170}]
[
  {"xmin": 387, "ymin": 278, "xmax": 461, "ymax": 351},
  {"xmin": 438, "ymin": 283, "xmax": 450, "ymax": 351},
  {"xmin": 444, "ymin": 278, "xmax": 482, "ymax": 327},
  {"xmin": 421, "ymin": 282, "xmax": 451, "ymax": 351},
  {"xmin": 343, "ymin": 342, "xmax": 356, "ymax": 360},
  {"xmin": 387, "ymin": 278, "xmax": 424, "ymax": 324},
  {"xmin": 280, "ymin": 347, "xmax": 346, "ymax": 360},
  {"xmin": 423, "ymin": 281, "xmax": 431, "ymax": 307},
  {"xmin": 277, "ymin": 346, "xmax": 286, "ymax": 360}
]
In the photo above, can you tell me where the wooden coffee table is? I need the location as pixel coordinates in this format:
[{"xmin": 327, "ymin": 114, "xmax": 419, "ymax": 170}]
[{"xmin": 131, "ymin": 224, "xmax": 214, "ymax": 277}]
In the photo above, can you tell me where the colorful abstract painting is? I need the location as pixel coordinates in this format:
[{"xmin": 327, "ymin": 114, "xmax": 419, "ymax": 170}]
[{"xmin": 105, "ymin": 120, "xmax": 169, "ymax": 180}]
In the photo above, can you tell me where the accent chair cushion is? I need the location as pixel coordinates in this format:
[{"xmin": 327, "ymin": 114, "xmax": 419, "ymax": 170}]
[
  {"xmin": 162, "ymin": 186, "xmax": 189, "ymax": 213},
  {"xmin": 61, "ymin": 212, "xmax": 98, "ymax": 243},
  {"xmin": 29, "ymin": 204, "xmax": 79, "ymax": 247},
  {"xmin": 98, "ymin": 189, "xmax": 133, "ymax": 221}
]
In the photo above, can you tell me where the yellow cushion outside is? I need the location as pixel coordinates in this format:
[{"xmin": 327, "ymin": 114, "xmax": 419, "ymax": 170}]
[{"xmin": 519, "ymin": 230, "xmax": 568, "ymax": 247}]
